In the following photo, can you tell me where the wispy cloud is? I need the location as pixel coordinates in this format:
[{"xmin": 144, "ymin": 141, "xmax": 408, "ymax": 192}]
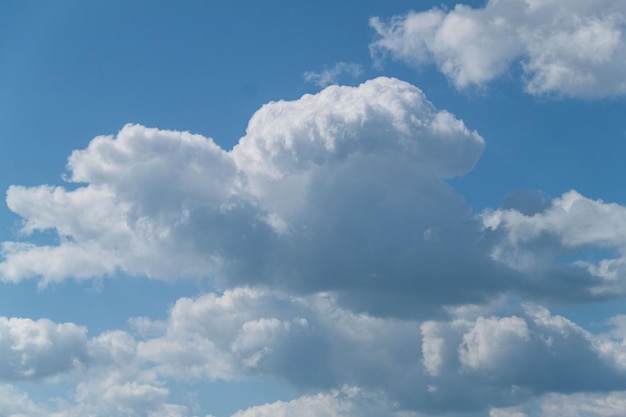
[{"xmin": 303, "ymin": 62, "xmax": 363, "ymax": 87}]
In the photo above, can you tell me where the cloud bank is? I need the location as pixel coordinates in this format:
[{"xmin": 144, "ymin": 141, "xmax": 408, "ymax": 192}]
[
  {"xmin": 3, "ymin": 290, "xmax": 626, "ymax": 416},
  {"xmin": 370, "ymin": 0, "xmax": 626, "ymax": 97}
]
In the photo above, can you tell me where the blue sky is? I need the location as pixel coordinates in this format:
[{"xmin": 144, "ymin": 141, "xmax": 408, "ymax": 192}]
[{"xmin": 3, "ymin": 1, "xmax": 626, "ymax": 416}]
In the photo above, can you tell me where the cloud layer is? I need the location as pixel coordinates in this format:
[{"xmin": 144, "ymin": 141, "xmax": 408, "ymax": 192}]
[
  {"xmin": 4, "ymin": 76, "xmax": 626, "ymax": 415},
  {"xmin": 3, "ymin": 289, "xmax": 626, "ymax": 416},
  {"xmin": 370, "ymin": 0, "xmax": 626, "ymax": 97}
]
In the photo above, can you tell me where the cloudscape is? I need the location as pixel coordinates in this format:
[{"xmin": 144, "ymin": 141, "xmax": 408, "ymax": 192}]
[{"xmin": 2, "ymin": 1, "xmax": 626, "ymax": 416}]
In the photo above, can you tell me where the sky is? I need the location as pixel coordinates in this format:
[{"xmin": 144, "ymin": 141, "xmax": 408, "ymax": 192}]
[{"xmin": 2, "ymin": 1, "xmax": 626, "ymax": 416}]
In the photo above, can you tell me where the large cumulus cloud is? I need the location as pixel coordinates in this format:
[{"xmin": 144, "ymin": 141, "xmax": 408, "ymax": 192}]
[
  {"xmin": 0, "ymin": 77, "xmax": 497, "ymax": 317},
  {"xmin": 370, "ymin": 0, "xmax": 626, "ymax": 97},
  {"xmin": 130, "ymin": 289, "xmax": 626, "ymax": 414},
  {"xmin": 0, "ymin": 317, "xmax": 87, "ymax": 380},
  {"xmin": 3, "ymin": 77, "xmax": 624, "ymax": 318}
]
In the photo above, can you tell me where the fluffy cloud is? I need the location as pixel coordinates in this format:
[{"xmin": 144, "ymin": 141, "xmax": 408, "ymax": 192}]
[
  {"xmin": 1, "ymin": 289, "xmax": 626, "ymax": 416},
  {"xmin": 0, "ymin": 317, "xmax": 87, "ymax": 380},
  {"xmin": 0, "ymin": 384, "xmax": 47, "ymax": 417},
  {"xmin": 5, "ymin": 76, "xmax": 626, "ymax": 415},
  {"xmin": 57, "ymin": 372, "xmax": 192, "ymax": 417},
  {"xmin": 370, "ymin": 0, "xmax": 626, "ymax": 97},
  {"xmin": 135, "ymin": 287, "xmax": 423, "ymax": 401},
  {"xmin": 483, "ymin": 190, "xmax": 626, "ymax": 300},
  {"xmin": 540, "ymin": 391, "xmax": 626, "ymax": 417},
  {"xmin": 0, "ymin": 77, "xmax": 496, "ymax": 317},
  {"xmin": 17, "ymin": 77, "xmax": 623, "ymax": 321},
  {"xmin": 411, "ymin": 304, "xmax": 626, "ymax": 414}
]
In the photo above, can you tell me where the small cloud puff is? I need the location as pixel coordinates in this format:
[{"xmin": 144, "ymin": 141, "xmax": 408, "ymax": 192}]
[{"xmin": 303, "ymin": 62, "xmax": 363, "ymax": 87}]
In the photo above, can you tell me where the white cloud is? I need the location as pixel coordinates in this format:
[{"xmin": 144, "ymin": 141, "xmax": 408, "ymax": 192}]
[
  {"xmin": 540, "ymin": 391, "xmax": 626, "ymax": 417},
  {"xmin": 421, "ymin": 321, "xmax": 444, "ymax": 376},
  {"xmin": 458, "ymin": 316, "xmax": 529, "ymax": 371},
  {"xmin": 303, "ymin": 62, "xmax": 363, "ymax": 87},
  {"xmin": 378, "ymin": 302, "xmax": 626, "ymax": 414},
  {"xmin": 6, "ymin": 76, "xmax": 626, "ymax": 415},
  {"xmin": 0, "ymin": 384, "xmax": 47, "ymax": 417},
  {"xmin": 0, "ymin": 318, "xmax": 194, "ymax": 416},
  {"xmin": 370, "ymin": 1, "xmax": 626, "ymax": 97},
  {"xmin": 0, "ymin": 317, "xmax": 87, "ymax": 380},
  {"xmin": 135, "ymin": 287, "xmax": 423, "ymax": 398},
  {"xmin": 0, "ymin": 77, "xmax": 497, "ymax": 317},
  {"xmin": 483, "ymin": 190, "xmax": 626, "ymax": 248},
  {"xmin": 49, "ymin": 371, "xmax": 199, "ymax": 417},
  {"xmin": 490, "ymin": 408, "xmax": 528, "ymax": 417},
  {"xmin": 0, "ymin": 317, "xmax": 200, "ymax": 416},
  {"xmin": 1, "ymin": 290, "xmax": 626, "ymax": 416},
  {"xmin": 86, "ymin": 288, "xmax": 626, "ymax": 415},
  {"xmin": 483, "ymin": 190, "xmax": 626, "ymax": 299},
  {"xmin": 230, "ymin": 386, "xmax": 412, "ymax": 417}
]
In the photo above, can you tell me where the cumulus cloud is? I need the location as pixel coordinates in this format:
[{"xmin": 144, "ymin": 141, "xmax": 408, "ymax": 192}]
[
  {"xmin": 1, "ymin": 289, "xmax": 626, "ymax": 416},
  {"xmin": 60, "ymin": 373, "xmax": 187, "ymax": 417},
  {"xmin": 0, "ymin": 77, "xmax": 499, "ymax": 317},
  {"xmin": 4, "ymin": 96, "xmax": 622, "ymax": 315},
  {"xmin": 135, "ymin": 287, "xmax": 423, "ymax": 402},
  {"xmin": 0, "ymin": 384, "xmax": 47, "ymax": 417},
  {"xmin": 0, "ymin": 317, "xmax": 87, "ymax": 380},
  {"xmin": 87, "ymin": 289, "xmax": 626, "ymax": 415},
  {"xmin": 303, "ymin": 62, "xmax": 363, "ymax": 87},
  {"xmin": 370, "ymin": 0, "xmax": 626, "ymax": 97},
  {"xmin": 483, "ymin": 190, "xmax": 626, "ymax": 300}
]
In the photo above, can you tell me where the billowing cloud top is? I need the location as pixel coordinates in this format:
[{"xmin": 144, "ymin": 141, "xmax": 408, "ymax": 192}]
[{"xmin": 370, "ymin": 0, "xmax": 626, "ymax": 97}]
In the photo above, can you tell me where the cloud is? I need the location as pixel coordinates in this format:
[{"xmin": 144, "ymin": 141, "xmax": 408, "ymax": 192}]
[
  {"xmin": 0, "ymin": 77, "xmax": 500, "ymax": 317},
  {"xmin": 61, "ymin": 374, "xmax": 189, "ymax": 417},
  {"xmin": 408, "ymin": 303, "xmax": 626, "ymax": 413},
  {"xmin": 230, "ymin": 386, "xmax": 409, "ymax": 417},
  {"xmin": 6, "ymin": 76, "xmax": 626, "ymax": 415},
  {"xmin": 97, "ymin": 288, "xmax": 626, "ymax": 415},
  {"xmin": 303, "ymin": 62, "xmax": 363, "ymax": 87},
  {"xmin": 370, "ymin": 1, "xmax": 626, "ymax": 97},
  {"xmin": 0, "ymin": 384, "xmax": 47, "ymax": 417},
  {"xmin": 135, "ymin": 287, "xmax": 423, "ymax": 397},
  {"xmin": 4, "ymin": 77, "xmax": 626, "ymax": 316},
  {"xmin": 1, "ymin": 289, "xmax": 626, "ymax": 416},
  {"xmin": 483, "ymin": 190, "xmax": 626, "ymax": 300},
  {"xmin": 540, "ymin": 391, "xmax": 626, "ymax": 417},
  {"xmin": 0, "ymin": 317, "xmax": 87, "ymax": 381}
]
